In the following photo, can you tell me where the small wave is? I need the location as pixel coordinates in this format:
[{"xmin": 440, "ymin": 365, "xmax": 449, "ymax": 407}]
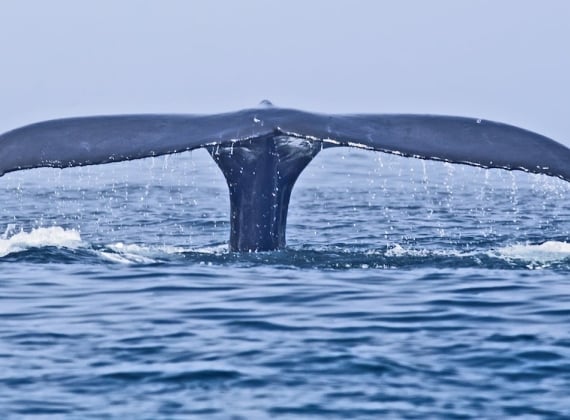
[{"xmin": 0, "ymin": 226, "xmax": 83, "ymax": 258}]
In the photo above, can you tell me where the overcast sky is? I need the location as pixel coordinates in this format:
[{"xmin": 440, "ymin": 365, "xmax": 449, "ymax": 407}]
[{"xmin": 1, "ymin": 0, "xmax": 569, "ymax": 145}]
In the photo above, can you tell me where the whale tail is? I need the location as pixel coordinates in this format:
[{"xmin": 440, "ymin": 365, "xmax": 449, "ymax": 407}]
[{"xmin": 1, "ymin": 107, "xmax": 569, "ymax": 251}]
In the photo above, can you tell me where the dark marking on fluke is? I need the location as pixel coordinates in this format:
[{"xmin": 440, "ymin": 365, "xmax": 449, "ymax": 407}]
[{"xmin": 1, "ymin": 103, "xmax": 569, "ymax": 251}]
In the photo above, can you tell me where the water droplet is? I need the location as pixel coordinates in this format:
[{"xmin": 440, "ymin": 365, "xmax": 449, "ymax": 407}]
[{"xmin": 259, "ymin": 99, "xmax": 274, "ymax": 107}]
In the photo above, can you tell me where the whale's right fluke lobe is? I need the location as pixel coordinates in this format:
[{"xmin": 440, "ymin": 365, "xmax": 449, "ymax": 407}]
[{"xmin": 276, "ymin": 112, "xmax": 570, "ymax": 182}]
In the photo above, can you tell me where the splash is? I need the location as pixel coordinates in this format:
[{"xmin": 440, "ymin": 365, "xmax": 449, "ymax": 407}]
[{"xmin": 0, "ymin": 226, "xmax": 83, "ymax": 257}]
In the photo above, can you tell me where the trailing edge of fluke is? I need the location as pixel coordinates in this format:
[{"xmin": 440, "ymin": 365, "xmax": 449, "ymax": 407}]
[{"xmin": 1, "ymin": 103, "xmax": 569, "ymax": 251}]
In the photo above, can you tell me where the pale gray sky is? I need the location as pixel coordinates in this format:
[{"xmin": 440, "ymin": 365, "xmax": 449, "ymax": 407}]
[{"xmin": 1, "ymin": 0, "xmax": 569, "ymax": 145}]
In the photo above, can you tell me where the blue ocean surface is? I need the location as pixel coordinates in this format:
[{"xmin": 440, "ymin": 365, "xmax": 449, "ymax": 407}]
[{"xmin": 1, "ymin": 148, "xmax": 569, "ymax": 419}]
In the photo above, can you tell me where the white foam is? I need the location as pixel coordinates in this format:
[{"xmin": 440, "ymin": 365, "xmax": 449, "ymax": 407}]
[
  {"xmin": 96, "ymin": 241, "xmax": 185, "ymax": 264},
  {"xmin": 97, "ymin": 241, "xmax": 227, "ymax": 265},
  {"xmin": 385, "ymin": 241, "xmax": 570, "ymax": 268},
  {"xmin": 108, "ymin": 242, "xmax": 185, "ymax": 256},
  {"xmin": 0, "ymin": 226, "xmax": 83, "ymax": 257},
  {"xmin": 496, "ymin": 241, "xmax": 570, "ymax": 263},
  {"xmin": 384, "ymin": 243, "xmax": 476, "ymax": 258},
  {"xmin": 189, "ymin": 243, "xmax": 228, "ymax": 254},
  {"xmin": 98, "ymin": 250, "xmax": 156, "ymax": 264},
  {"xmin": 385, "ymin": 243, "xmax": 431, "ymax": 257}
]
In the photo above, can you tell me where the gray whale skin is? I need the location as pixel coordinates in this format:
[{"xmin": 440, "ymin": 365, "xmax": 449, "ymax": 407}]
[{"xmin": 1, "ymin": 102, "xmax": 569, "ymax": 252}]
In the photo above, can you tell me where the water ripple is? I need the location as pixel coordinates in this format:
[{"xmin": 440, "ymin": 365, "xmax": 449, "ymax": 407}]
[{"xmin": 1, "ymin": 152, "xmax": 570, "ymax": 418}]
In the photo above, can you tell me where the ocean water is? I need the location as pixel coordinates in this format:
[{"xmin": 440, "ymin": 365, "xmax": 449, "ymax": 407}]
[{"xmin": 1, "ymin": 148, "xmax": 569, "ymax": 419}]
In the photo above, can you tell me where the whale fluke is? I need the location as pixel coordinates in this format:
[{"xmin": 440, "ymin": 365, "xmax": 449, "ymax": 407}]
[{"xmin": 1, "ymin": 106, "xmax": 569, "ymax": 251}]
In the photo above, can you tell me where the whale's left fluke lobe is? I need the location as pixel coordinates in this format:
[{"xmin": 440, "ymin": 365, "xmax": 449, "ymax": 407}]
[
  {"xmin": 0, "ymin": 111, "xmax": 274, "ymax": 177},
  {"xmin": 1, "ymin": 106, "xmax": 569, "ymax": 251}
]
